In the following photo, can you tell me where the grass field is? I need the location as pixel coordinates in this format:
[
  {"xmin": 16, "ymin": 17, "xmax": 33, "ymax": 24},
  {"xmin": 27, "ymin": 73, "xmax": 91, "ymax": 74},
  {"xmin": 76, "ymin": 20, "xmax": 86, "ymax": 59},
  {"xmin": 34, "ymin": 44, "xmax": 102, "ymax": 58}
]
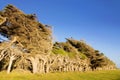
[{"xmin": 0, "ymin": 70, "xmax": 120, "ymax": 80}]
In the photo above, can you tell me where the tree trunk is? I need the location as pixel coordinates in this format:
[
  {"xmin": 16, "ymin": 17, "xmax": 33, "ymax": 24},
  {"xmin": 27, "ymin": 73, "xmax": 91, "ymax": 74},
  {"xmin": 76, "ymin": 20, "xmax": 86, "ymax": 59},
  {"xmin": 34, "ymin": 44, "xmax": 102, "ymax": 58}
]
[
  {"xmin": 32, "ymin": 61, "xmax": 38, "ymax": 73},
  {"xmin": 45, "ymin": 63, "xmax": 50, "ymax": 73},
  {"xmin": 30, "ymin": 57, "xmax": 39, "ymax": 74},
  {"xmin": 7, "ymin": 56, "xmax": 15, "ymax": 74}
]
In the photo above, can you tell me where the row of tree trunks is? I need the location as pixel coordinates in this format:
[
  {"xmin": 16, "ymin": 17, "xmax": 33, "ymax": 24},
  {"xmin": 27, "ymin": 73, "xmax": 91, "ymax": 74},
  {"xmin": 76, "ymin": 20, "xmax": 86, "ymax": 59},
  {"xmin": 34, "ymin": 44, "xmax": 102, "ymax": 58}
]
[
  {"xmin": 0, "ymin": 47, "xmax": 116, "ymax": 74},
  {"xmin": 0, "ymin": 41, "xmax": 116, "ymax": 74}
]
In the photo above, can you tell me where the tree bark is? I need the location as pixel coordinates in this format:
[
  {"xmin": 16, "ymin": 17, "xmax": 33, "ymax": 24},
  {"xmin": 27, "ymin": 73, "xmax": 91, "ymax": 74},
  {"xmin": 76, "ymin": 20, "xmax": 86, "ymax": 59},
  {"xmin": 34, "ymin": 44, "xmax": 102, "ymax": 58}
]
[
  {"xmin": 7, "ymin": 56, "xmax": 15, "ymax": 74},
  {"xmin": 32, "ymin": 60, "xmax": 38, "ymax": 73},
  {"xmin": 30, "ymin": 57, "xmax": 39, "ymax": 74}
]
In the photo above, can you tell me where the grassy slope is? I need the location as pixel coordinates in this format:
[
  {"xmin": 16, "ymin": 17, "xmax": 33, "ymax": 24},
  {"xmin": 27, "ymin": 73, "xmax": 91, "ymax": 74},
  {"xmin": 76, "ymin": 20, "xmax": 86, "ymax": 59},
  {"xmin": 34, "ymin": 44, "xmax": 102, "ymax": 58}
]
[{"xmin": 0, "ymin": 70, "xmax": 120, "ymax": 80}]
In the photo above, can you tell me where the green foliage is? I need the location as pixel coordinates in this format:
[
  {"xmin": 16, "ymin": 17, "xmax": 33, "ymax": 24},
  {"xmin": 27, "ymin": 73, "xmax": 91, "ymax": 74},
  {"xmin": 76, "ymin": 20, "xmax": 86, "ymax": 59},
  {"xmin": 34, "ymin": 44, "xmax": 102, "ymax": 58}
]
[
  {"xmin": 52, "ymin": 48, "xmax": 68, "ymax": 55},
  {"xmin": 79, "ymin": 52, "xmax": 87, "ymax": 59},
  {"xmin": 67, "ymin": 52, "xmax": 76, "ymax": 58},
  {"xmin": 52, "ymin": 47, "xmax": 76, "ymax": 58}
]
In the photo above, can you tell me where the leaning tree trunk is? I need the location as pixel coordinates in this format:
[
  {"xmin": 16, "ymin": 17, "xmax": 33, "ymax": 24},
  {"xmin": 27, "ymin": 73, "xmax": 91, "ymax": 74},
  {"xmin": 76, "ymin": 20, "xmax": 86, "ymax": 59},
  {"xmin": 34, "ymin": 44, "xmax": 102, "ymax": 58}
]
[{"xmin": 7, "ymin": 56, "xmax": 15, "ymax": 74}]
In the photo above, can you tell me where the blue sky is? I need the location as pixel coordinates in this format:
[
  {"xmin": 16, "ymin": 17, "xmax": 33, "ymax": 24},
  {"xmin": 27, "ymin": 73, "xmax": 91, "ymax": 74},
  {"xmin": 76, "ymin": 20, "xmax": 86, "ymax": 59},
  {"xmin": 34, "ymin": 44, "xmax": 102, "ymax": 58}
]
[{"xmin": 0, "ymin": 0, "xmax": 120, "ymax": 67}]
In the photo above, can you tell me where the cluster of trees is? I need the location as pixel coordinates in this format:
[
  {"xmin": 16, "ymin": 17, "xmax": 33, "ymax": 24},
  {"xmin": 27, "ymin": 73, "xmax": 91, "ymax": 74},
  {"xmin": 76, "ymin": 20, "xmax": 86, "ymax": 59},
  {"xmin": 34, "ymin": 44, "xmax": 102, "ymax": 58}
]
[
  {"xmin": 53, "ymin": 38, "xmax": 116, "ymax": 71},
  {"xmin": 0, "ymin": 5, "xmax": 116, "ymax": 74}
]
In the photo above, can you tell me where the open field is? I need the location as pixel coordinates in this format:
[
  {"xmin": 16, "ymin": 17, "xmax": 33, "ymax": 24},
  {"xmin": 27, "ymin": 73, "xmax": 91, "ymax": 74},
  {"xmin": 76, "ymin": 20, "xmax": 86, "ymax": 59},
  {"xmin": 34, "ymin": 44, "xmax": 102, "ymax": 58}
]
[{"xmin": 0, "ymin": 70, "xmax": 120, "ymax": 80}]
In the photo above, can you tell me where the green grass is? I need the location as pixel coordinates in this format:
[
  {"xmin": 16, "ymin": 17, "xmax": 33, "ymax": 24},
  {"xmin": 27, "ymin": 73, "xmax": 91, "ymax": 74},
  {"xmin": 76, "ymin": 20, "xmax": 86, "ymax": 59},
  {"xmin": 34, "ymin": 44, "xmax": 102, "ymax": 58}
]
[
  {"xmin": 79, "ymin": 52, "xmax": 87, "ymax": 59},
  {"xmin": 52, "ymin": 48, "xmax": 77, "ymax": 58},
  {"xmin": 0, "ymin": 70, "xmax": 120, "ymax": 80},
  {"xmin": 52, "ymin": 48, "xmax": 68, "ymax": 55}
]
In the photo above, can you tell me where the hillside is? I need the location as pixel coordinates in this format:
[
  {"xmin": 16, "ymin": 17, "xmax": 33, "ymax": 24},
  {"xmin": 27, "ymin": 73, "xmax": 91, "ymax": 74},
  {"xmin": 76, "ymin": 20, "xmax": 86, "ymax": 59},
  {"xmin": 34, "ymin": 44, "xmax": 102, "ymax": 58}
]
[{"xmin": 0, "ymin": 5, "xmax": 116, "ymax": 74}]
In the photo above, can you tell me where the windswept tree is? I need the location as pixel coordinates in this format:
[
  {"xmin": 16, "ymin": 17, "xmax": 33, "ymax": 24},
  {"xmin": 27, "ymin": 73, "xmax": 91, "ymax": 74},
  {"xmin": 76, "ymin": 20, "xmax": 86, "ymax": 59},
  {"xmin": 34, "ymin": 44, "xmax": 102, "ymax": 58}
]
[
  {"xmin": 0, "ymin": 5, "xmax": 116, "ymax": 74},
  {"xmin": 0, "ymin": 4, "xmax": 53, "ymax": 73}
]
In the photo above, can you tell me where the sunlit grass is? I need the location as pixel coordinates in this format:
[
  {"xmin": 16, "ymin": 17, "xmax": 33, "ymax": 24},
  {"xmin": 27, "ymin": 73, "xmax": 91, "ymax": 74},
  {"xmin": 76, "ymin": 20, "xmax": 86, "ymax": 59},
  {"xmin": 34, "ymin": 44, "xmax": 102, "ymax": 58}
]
[{"xmin": 0, "ymin": 70, "xmax": 120, "ymax": 80}]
